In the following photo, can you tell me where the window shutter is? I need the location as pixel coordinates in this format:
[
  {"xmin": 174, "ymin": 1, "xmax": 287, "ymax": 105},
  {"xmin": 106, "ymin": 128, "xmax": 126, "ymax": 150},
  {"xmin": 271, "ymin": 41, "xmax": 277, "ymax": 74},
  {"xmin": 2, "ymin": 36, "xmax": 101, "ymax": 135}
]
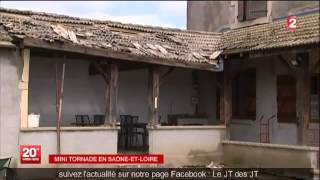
[
  {"xmin": 277, "ymin": 75, "xmax": 297, "ymax": 123},
  {"xmin": 237, "ymin": 1, "xmax": 245, "ymax": 21},
  {"xmin": 246, "ymin": 1, "xmax": 267, "ymax": 20},
  {"xmin": 232, "ymin": 69, "xmax": 256, "ymax": 119}
]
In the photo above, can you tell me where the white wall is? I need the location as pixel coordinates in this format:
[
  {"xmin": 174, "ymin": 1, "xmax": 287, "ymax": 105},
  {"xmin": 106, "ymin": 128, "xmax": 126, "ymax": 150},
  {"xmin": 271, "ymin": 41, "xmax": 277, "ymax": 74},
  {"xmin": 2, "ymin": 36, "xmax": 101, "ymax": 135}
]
[
  {"xmin": 159, "ymin": 68, "xmax": 194, "ymax": 123},
  {"xmin": 29, "ymin": 57, "xmax": 219, "ymax": 126},
  {"xmin": 118, "ymin": 69, "xmax": 148, "ymax": 122},
  {"xmin": 159, "ymin": 68, "xmax": 219, "ymax": 124},
  {"xmin": 118, "ymin": 67, "xmax": 198, "ymax": 124},
  {"xmin": 0, "ymin": 48, "xmax": 21, "ymax": 167},
  {"xmin": 229, "ymin": 56, "xmax": 299, "ymax": 145},
  {"xmin": 149, "ymin": 126, "xmax": 226, "ymax": 167},
  {"xmin": 119, "ymin": 67, "xmax": 198, "ymax": 124},
  {"xmin": 29, "ymin": 56, "xmax": 106, "ymax": 126},
  {"xmin": 199, "ymin": 71, "xmax": 219, "ymax": 123},
  {"xmin": 19, "ymin": 129, "xmax": 118, "ymax": 168}
]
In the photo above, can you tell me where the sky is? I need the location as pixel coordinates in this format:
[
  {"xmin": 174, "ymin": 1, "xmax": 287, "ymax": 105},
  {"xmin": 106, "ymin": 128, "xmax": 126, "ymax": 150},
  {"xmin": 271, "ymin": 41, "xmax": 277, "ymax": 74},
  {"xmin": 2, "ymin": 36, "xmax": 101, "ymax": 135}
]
[{"xmin": 0, "ymin": 1, "xmax": 187, "ymax": 29}]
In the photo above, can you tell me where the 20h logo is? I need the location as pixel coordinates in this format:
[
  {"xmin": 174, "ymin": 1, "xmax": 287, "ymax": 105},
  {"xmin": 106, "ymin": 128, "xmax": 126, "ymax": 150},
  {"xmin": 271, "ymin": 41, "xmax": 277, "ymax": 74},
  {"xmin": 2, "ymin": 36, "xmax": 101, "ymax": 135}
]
[{"xmin": 20, "ymin": 145, "xmax": 41, "ymax": 164}]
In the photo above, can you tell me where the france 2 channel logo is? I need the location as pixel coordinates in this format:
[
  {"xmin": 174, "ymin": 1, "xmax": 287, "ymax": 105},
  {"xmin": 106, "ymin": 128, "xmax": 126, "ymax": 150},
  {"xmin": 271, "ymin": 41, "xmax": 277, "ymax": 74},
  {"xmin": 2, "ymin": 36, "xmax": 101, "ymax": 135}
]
[
  {"xmin": 287, "ymin": 16, "xmax": 296, "ymax": 31},
  {"xmin": 20, "ymin": 145, "xmax": 41, "ymax": 164}
]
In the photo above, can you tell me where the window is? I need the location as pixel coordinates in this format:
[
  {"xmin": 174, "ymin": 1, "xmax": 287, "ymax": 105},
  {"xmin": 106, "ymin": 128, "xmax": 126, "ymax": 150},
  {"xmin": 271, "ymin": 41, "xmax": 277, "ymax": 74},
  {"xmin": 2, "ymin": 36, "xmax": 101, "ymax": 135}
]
[
  {"xmin": 277, "ymin": 75, "xmax": 297, "ymax": 123},
  {"xmin": 232, "ymin": 69, "xmax": 256, "ymax": 119},
  {"xmin": 238, "ymin": 1, "xmax": 267, "ymax": 21},
  {"xmin": 310, "ymin": 74, "xmax": 320, "ymax": 123}
]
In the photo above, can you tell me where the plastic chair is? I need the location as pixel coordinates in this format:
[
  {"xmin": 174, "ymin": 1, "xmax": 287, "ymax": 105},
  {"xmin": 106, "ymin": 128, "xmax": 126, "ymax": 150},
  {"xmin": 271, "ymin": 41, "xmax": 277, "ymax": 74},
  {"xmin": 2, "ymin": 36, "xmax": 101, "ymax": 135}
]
[
  {"xmin": 75, "ymin": 115, "xmax": 90, "ymax": 126},
  {"xmin": 119, "ymin": 115, "xmax": 131, "ymax": 149},
  {"xmin": 131, "ymin": 116, "xmax": 144, "ymax": 144},
  {"xmin": 93, "ymin": 114, "xmax": 105, "ymax": 126}
]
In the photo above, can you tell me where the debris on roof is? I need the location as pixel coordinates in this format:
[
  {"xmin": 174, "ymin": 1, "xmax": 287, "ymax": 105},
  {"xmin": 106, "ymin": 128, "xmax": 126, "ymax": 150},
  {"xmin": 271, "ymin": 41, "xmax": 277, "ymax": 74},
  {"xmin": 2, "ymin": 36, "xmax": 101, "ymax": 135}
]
[
  {"xmin": 0, "ymin": 7, "xmax": 223, "ymax": 67},
  {"xmin": 209, "ymin": 51, "xmax": 222, "ymax": 60},
  {"xmin": 52, "ymin": 24, "xmax": 78, "ymax": 43},
  {"xmin": 0, "ymin": 25, "xmax": 12, "ymax": 41},
  {"xmin": 0, "ymin": 7, "xmax": 319, "ymax": 65}
]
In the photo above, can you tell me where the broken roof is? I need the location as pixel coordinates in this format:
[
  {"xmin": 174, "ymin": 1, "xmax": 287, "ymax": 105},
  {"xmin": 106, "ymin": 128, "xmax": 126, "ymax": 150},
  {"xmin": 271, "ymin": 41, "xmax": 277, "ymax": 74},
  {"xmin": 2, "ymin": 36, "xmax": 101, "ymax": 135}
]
[
  {"xmin": 0, "ymin": 8, "xmax": 319, "ymax": 69},
  {"xmin": 0, "ymin": 8, "xmax": 223, "ymax": 70}
]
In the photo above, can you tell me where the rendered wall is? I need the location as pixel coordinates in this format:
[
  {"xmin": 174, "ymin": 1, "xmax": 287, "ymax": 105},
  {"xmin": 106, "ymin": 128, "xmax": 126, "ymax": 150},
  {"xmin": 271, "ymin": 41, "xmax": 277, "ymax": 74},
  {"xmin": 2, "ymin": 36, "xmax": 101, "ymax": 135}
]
[
  {"xmin": 222, "ymin": 141, "xmax": 319, "ymax": 169},
  {"xmin": 148, "ymin": 126, "xmax": 226, "ymax": 167},
  {"xmin": 229, "ymin": 50, "xmax": 319, "ymax": 146},
  {"xmin": 29, "ymin": 55, "xmax": 219, "ymax": 126},
  {"xmin": 187, "ymin": 1, "xmax": 231, "ymax": 32},
  {"xmin": 229, "ymin": 56, "xmax": 298, "ymax": 145},
  {"xmin": 18, "ymin": 128, "xmax": 118, "ymax": 168},
  {"xmin": 272, "ymin": 1, "xmax": 320, "ymax": 19},
  {"xmin": 159, "ymin": 68, "xmax": 219, "ymax": 124},
  {"xmin": 198, "ymin": 71, "xmax": 219, "ymax": 123},
  {"xmin": 28, "ymin": 56, "xmax": 106, "ymax": 126},
  {"xmin": 158, "ymin": 68, "xmax": 194, "ymax": 123},
  {"xmin": 119, "ymin": 67, "xmax": 200, "ymax": 124},
  {"xmin": 187, "ymin": 1, "xmax": 319, "ymax": 32},
  {"xmin": 0, "ymin": 49, "xmax": 21, "ymax": 167}
]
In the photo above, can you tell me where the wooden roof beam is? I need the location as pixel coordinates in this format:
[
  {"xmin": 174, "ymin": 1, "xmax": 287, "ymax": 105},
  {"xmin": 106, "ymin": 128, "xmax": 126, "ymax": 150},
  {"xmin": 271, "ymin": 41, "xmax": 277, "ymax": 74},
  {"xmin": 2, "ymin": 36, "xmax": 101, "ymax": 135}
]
[{"xmin": 22, "ymin": 38, "xmax": 218, "ymax": 72}]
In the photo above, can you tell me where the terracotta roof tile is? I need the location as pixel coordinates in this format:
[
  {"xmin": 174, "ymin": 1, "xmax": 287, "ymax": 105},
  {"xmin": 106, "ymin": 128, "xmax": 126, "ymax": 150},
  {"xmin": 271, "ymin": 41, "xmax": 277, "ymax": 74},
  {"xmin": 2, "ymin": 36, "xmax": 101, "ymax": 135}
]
[
  {"xmin": 0, "ymin": 8, "xmax": 222, "ymax": 67},
  {"xmin": 0, "ymin": 25, "xmax": 12, "ymax": 41},
  {"xmin": 223, "ymin": 13, "xmax": 320, "ymax": 53},
  {"xmin": 0, "ymin": 8, "xmax": 319, "ymax": 64}
]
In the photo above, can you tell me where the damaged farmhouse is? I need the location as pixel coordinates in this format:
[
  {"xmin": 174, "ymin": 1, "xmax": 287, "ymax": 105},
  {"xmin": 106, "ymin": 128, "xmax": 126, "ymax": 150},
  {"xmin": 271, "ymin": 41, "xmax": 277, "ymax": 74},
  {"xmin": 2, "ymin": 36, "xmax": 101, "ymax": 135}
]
[{"xmin": 0, "ymin": 0, "xmax": 319, "ymax": 172}]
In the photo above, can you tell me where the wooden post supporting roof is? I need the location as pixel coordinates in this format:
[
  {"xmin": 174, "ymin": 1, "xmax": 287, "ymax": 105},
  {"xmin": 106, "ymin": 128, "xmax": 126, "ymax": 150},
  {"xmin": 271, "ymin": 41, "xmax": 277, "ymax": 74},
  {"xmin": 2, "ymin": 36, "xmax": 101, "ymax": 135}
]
[
  {"xmin": 296, "ymin": 53, "xmax": 310, "ymax": 145},
  {"xmin": 222, "ymin": 60, "xmax": 232, "ymax": 139},
  {"xmin": 103, "ymin": 63, "xmax": 110, "ymax": 126},
  {"xmin": 148, "ymin": 66, "xmax": 160, "ymax": 126},
  {"xmin": 109, "ymin": 62, "xmax": 119, "ymax": 125},
  {"xmin": 19, "ymin": 48, "xmax": 30, "ymax": 128},
  {"xmin": 104, "ymin": 62, "xmax": 118, "ymax": 126}
]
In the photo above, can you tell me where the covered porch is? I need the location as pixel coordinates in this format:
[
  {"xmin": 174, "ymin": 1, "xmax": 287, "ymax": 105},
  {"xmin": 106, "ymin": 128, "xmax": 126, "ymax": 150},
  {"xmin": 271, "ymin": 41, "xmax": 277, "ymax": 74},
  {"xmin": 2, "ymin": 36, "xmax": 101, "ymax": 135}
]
[
  {"xmin": 219, "ymin": 46, "xmax": 319, "ymax": 170},
  {"xmin": 218, "ymin": 12, "xmax": 320, "ymax": 173},
  {"xmin": 17, "ymin": 34, "xmax": 319, "ymax": 169},
  {"xmin": 0, "ymin": 7, "xmax": 226, "ymax": 168},
  {"xmin": 18, "ymin": 37, "xmax": 225, "ymax": 167}
]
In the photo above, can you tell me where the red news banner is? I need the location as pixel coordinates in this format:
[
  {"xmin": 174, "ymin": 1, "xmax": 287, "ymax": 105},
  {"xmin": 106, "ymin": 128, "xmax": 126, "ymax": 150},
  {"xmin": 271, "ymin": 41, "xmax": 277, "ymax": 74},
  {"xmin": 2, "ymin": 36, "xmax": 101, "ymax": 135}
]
[{"xmin": 49, "ymin": 154, "xmax": 163, "ymax": 164}]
